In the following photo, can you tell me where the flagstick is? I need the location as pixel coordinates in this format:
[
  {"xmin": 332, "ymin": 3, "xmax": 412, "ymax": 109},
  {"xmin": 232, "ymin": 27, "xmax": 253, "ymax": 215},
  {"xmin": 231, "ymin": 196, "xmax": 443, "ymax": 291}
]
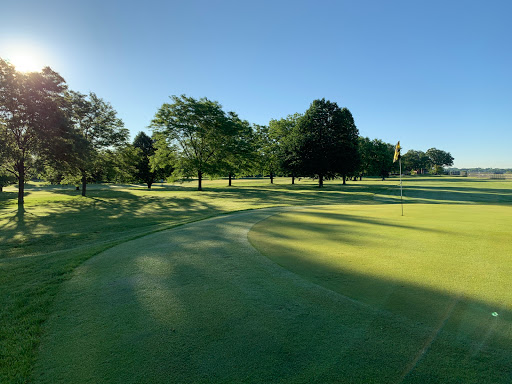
[{"xmin": 400, "ymin": 158, "xmax": 403, "ymax": 216}]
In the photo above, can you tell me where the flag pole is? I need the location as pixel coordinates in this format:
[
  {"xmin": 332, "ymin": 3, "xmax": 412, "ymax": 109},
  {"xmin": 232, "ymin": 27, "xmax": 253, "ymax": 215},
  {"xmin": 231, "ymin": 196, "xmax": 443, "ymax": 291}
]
[
  {"xmin": 393, "ymin": 141, "xmax": 402, "ymax": 216},
  {"xmin": 400, "ymin": 157, "xmax": 403, "ymax": 216}
]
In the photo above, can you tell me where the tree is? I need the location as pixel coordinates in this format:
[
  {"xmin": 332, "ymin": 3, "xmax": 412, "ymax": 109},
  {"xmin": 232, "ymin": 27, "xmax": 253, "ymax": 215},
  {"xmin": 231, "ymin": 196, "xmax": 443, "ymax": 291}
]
[
  {"xmin": 148, "ymin": 132, "xmax": 176, "ymax": 182},
  {"xmin": 293, "ymin": 99, "xmax": 359, "ymax": 187},
  {"xmin": 358, "ymin": 137, "xmax": 396, "ymax": 180},
  {"xmin": 0, "ymin": 59, "xmax": 71, "ymax": 206},
  {"xmin": 426, "ymin": 148, "xmax": 454, "ymax": 171},
  {"xmin": 402, "ymin": 150, "xmax": 430, "ymax": 174},
  {"xmin": 269, "ymin": 113, "xmax": 302, "ymax": 184},
  {"xmin": 0, "ymin": 169, "xmax": 15, "ymax": 192},
  {"xmin": 68, "ymin": 91, "xmax": 128, "ymax": 196},
  {"xmin": 151, "ymin": 95, "xmax": 239, "ymax": 191},
  {"xmin": 254, "ymin": 124, "xmax": 279, "ymax": 184},
  {"xmin": 131, "ymin": 132, "xmax": 157, "ymax": 189},
  {"xmin": 214, "ymin": 112, "xmax": 256, "ymax": 186}
]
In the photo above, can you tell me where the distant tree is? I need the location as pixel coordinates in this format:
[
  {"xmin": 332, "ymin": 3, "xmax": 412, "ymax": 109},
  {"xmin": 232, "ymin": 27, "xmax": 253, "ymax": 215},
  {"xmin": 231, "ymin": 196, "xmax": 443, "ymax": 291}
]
[
  {"xmin": 0, "ymin": 59, "xmax": 71, "ymax": 206},
  {"xmin": 148, "ymin": 132, "xmax": 176, "ymax": 182},
  {"xmin": 357, "ymin": 137, "xmax": 373, "ymax": 179},
  {"xmin": 68, "ymin": 91, "xmax": 128, "ymax": 196},
  {"xmin": 293, "ymin": 99, "xmax": 359, "ymax": 187},
  {"xmin": 357, "ymin": 137, "xmax": 396, "ymax": 180},
  {"xmin": 131, "ymin": 132, "xmax": 158, "ymax": 189},
  {"xmin": 215, "ymin": 112, "xmax": 256, "ymax": 186},
  {"xmin": 254, "ymin": 124, "xmax": 280, "ymax": 184},
  {"xmin": 269, "ymin": 113, "xmax": 302, "ymax": 184},
  {"xmin": 151, "ymin": 95, "xmax": 239, "ymax": 191},
  {"xmin": 372, "ymin": 140, "xmax": 395, "ymax": 180},
  {"xmin": 0, "ymin": 170, "xmax": 15, "ymax": 192},
  {"xmin": 402, "ymin": 150, "xmax": 430, "ymax": 174},
  {"xmin": 426, "ymin": 148, "xmax": 454, "ymax": 169}
]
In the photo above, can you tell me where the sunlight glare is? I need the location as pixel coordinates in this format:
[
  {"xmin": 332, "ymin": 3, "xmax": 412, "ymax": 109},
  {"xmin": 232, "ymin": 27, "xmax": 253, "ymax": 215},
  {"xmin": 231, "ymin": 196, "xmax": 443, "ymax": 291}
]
[{"xmin": 8, "ymin": 51, "xmax": 45, "ymax": 72}]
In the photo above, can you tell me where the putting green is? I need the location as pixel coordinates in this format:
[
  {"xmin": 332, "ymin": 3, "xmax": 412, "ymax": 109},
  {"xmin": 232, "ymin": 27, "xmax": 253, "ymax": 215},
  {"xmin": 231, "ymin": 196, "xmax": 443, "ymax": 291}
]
[{"xmin": 249, "ymin": 203, "xmax": 512, "ymax": 382}]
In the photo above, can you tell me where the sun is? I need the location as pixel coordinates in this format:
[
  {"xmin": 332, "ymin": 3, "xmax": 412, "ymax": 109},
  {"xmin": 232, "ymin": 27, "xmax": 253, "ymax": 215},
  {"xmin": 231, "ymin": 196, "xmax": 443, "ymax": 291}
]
[{"xmin": 8, "ymin": 51, "xmax": 45, "ymax": 73}]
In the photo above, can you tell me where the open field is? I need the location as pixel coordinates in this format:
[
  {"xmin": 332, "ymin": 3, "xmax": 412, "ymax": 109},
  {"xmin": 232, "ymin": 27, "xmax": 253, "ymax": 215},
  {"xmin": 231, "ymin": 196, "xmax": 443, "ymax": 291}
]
[{"xmin": 1, "ymin": 177, "xmax": 511, "ymax": 383}]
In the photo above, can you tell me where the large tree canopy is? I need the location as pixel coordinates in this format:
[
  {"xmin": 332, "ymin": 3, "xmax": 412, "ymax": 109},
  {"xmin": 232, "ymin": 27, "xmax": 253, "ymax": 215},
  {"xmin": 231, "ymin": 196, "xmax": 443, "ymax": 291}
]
[
  {"xmin": 293, "ymin": 99, "xmax": 359, "ymax": 187},
  {"xmin": 426, "ymin": 148, "xmax": 454, "ymax": 167},
  {"xmin": 151, "ymin": 95, "xmax": 240, "ymax": 191},
  {"xmin": 0, "ymin": 59, "xmax": 71, "ymax": 206},
  {"xmin": 68, "ymin": 91, "xmax": 128, "ymax": 196}
]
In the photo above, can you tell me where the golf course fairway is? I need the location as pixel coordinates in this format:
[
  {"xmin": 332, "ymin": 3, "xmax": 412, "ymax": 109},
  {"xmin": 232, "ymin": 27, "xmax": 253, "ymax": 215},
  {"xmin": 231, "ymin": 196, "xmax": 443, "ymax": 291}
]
[{"xmin": 33, "ymin": 203, "xmax": 511, "ymax": 383}]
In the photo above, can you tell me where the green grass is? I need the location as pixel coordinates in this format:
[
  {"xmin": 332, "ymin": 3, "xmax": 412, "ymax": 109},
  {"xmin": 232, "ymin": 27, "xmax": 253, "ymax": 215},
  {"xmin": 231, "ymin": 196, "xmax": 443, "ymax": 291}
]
[
  {"xmin": 249, "ymin": 204, "xmax": 512, "ymax": 382},
  {"xmin": 1, "ymin": 176, "xmax": 511, "ymax": 383}
]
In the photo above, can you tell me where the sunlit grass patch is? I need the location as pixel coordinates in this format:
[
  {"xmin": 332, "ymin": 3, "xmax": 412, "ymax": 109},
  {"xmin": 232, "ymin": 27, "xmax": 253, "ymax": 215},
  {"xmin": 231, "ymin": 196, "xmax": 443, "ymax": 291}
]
[{"xmin": 249, "ymin": 203, "xmax": 512, "ymax": 381}]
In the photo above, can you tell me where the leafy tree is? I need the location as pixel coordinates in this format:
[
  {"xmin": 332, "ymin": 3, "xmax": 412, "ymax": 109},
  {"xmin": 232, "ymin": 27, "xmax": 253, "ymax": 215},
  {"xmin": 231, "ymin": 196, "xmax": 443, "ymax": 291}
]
[
  {"xmin": 358, "ymin": 138, "xmax": 395, "ymax": 180},
  {"xmin": 0, "ymin": 59, "xmax": 71, "ymax": 206},
  {"xmin": 426, "ymin": 148, "xmax": 454, "ymax": 171},
  {"xmin": 293, "ymin": 99, "xmax": 359, "ymax": 187},
  {"xmin": 402, "ymin": 150, "xmax": 430, "ymax": 174},
  {"xmin": 357, "ymin": 137, "xmax": 373, "ymax": 179},
  {"xmin": 151, "ymin": 95, "xmax": 239, "ymax": 191},
  {"xmin": 215, "ymin": 113, "xmax": 256, "ymax": 186},
  {"xmin": 254, "ymin": 124, "xmax": 279, "ymax": 184},
  {"xmin": 68, "ymin": 91, "xmax": 128, "ymax": 196},
  {"xmin": 0, "ymin": 170, "xmax": 15, "ymax": 192},
  {"xmin": 148, "ymin": 132, "xmax": 176, "ymax": 182},
  {"xmin": 130, "ymin": 132, "xmax": 158, "ymax": 189},
  {"xmin": 269, "ymin": 113, "xmax": 302, "ymax": 184}
]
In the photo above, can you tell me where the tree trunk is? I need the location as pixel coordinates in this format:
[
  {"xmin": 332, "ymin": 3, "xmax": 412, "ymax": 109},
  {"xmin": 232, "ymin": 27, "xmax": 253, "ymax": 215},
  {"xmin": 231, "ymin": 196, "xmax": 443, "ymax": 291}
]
[
  {"xmin": 291, "ymin": 175, "xmax": 295, "ymax": 185},
  {"xmin": 198, "ymin": 170, "xmax": 202, "ymax": 191},
  {"xmin": 147, "ymin": 182, "xmax": 152, "ymax": 189},
  {"xmin": 17, "ymin": 161, "xmax": 24, "ymax": 206},
  {"xmin": 270, "ymin": 172, "xmax": 273, "ymax": 184},
  {"xmin": 228, "ymin": 172, "xmax": 232, "ymax": 186},
  {"xmin": 342, "ymin": 175, "xmax": 346, "ymax": 185},
  {"xmin": 359, "ymin": 175, "xmax": 362, "ymax": 181},
  {"xmin": 0, "ymin": 185, "xmax": 3, "ymax": 192},
  {"xmin": 319, "ymin": 174, "xmax": 323, "ymax": 188},
  {"xmin": 81, "ymin": 171, "xmax": 87, "ymax": 197}
]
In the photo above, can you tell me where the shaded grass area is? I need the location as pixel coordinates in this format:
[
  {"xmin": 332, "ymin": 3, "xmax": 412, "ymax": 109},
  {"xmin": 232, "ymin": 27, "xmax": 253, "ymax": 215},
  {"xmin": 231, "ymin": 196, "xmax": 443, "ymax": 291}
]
[
  {"xmin": 249, "ymin": 204, "xmax": 512, "ymax": 382},
  {"xmin": 0, "ymin": 176, "xmax": 511, "ymax": 382},
  {"xmin": 0, "ymin": 178, "xmax": 385, "ymax": 383}
]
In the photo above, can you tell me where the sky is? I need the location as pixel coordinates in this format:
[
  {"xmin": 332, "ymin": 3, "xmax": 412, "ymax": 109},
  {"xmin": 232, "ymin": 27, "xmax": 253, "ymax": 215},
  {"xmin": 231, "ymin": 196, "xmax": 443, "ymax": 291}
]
[{"xmin": 1, "ymin": 0, "xmax": 511, "ymax": 168}]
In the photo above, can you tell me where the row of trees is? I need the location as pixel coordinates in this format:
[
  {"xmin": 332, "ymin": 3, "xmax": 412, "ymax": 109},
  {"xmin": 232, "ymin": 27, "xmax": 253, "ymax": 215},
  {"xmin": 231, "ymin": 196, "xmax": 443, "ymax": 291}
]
[
  {"xmin": 1, "ymin": 59, "xmax": 454, "ymax": 205},
  {"xmin": 401, "ymin": 148, "xmax": 454, "ymax": 175},
  {"xmin": 0, "ymin": 59, "xmax": 128, "ymax": 204}
]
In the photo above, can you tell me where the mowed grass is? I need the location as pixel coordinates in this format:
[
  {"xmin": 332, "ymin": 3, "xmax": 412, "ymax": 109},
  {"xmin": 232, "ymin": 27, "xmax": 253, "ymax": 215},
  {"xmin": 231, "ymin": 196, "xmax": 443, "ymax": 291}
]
[
  {"xmin": 1, "ymin": 176, "xmax": 511, "ymax": 382},
  {"xmin": 0, "ymin": 177, "xmax": 387, "ymax": 383},
  {"xmin": 249, "ymin": 204, "xmax": 512, "ymax": 382}
]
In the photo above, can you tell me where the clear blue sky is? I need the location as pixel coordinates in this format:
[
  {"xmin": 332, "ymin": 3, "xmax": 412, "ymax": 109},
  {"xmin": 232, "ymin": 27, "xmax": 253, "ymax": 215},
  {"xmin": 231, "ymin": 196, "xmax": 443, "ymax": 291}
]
[{"xmin": 1, "ymin": 0, "xmax": 511, "ymax": 168}]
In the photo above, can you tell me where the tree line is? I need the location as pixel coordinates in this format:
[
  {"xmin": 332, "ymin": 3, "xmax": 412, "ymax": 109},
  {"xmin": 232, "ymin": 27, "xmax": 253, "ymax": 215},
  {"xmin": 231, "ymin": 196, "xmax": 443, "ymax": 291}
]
[{"xmin": 0, "ymin": 59, "xmax": 454, "ymax": 206}]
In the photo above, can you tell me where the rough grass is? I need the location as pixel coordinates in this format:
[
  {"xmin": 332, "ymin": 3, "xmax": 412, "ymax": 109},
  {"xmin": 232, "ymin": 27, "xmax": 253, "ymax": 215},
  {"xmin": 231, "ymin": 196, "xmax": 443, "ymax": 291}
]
[{"xmin": 1, "ymin": 176, "xmax": 511, "ymax": 383}]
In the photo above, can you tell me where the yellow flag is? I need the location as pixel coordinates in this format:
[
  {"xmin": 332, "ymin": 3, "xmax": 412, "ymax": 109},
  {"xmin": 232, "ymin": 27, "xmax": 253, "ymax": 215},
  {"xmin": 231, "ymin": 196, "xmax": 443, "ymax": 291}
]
[{"xmin": 393, "ymin": 141, "xmax": 401, "ymax": 163}]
